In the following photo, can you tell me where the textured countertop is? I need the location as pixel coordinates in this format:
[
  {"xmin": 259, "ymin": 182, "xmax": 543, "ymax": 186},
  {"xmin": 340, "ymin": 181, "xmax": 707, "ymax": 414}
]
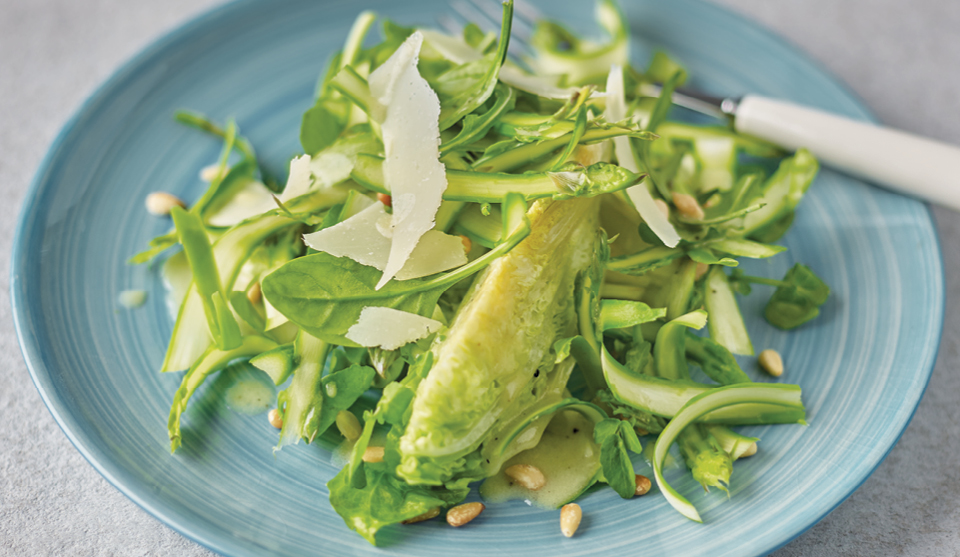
[{"xmin": 2, "ymin": 0, "xmax": 958, "ymax": 555}]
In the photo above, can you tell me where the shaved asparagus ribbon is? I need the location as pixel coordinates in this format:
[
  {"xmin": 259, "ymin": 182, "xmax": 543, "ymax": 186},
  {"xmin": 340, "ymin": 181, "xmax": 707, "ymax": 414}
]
[{"xmin": 653, "ymin": 384, "xmax": 806, "ymax": 522}]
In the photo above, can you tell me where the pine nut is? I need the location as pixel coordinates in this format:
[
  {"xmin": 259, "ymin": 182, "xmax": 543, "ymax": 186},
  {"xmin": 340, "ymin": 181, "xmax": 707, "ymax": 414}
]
[
  {"xmin": 694, "ymin": 262, "xmax": 710, "ymax": 280},
  {"xmin": 560, "ymin": 503, "xmax": 582, "ymax": 538},
  {"xmin": 505, "ymin": 464, "xmax": 546, "ymax": 491},
  {"xmin": 145, "ymin": 192, "xmax": 186, "ymax": 216},
  {"xmin": 402, "ymin": 507, "xmax": 441, "ymax": 524},
  {"xmin": 460, "ymin": 235, "xmax": 472, "ymax": 254},
  {"xmin": 246, "ymin": 282, "xmax": 262, "ymax": 305},
  {"xmin": 362, "ymin": 446, "xmax": 384, "ymax": 463},
  {"xmin": 377, "ymin": 193, "xmax": 392, "ymax": 207},
  {"xmin": 199, "ymin": 164, "xmax": 225, "ymax": 182},
  {"xmin": 671, "ymin": 192, "xmax": 705, "ymax": 220},
  {"xmin": 268, "ymin": 408, "xmax": 283, "ymax": 429},
  {"xmin": 654, "ymin": 198, "xmax": 670, "ymax": 219},
  {"xmin": 635, "ymin": 474, "xmax": 652, "ymax": 496},
  {"xmin": 446, "ymin": 502, "xmax": 484, "ymax": 527},
  {"xmin": 759, "ymin": 349, "xmax": 784, "ymax": 377},
  {"xmin": 740, "ymin": 442, "xmax": 758, "ymax": 458},
  {"xmin": 336, "ymin": 410, "xmax": 362, "ymax": 442}
]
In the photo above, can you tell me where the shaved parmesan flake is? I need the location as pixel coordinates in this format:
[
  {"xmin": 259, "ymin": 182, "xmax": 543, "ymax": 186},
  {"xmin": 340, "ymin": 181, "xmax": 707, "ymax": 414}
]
[
  {"xmin": 346, "ymin": 306, "xmax": 443, "ymax": 350},
  {"xmin": 605, "ymin": 64, "xmax": 680, "ymax": 248},
  {"xmin": 279, "ymin": 154, "xmax": 313, "ymax": 202},
  {"xmin": 394, "ymin": 232, "xmax": 467, "ymax": 281},
  {"xmin": 304, "ymin": 203, "xmax": 388, "ymax": 269},
  {"xmin": 303, "ymin": 203, "xmax": 467, "ymax": 280},
  {"xmin": 206, "ymin": 180, "xmax": 278, "ymax": 227},
  {"xmin": 368, "ymin": 31, "xmax": 448, "ymax": 290}
]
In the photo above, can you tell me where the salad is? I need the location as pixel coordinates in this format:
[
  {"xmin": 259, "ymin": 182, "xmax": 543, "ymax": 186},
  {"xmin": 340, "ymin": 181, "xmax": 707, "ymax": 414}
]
[{"xmin": 133, "ymin": 0, "xmax": 829, "ymax": 545}]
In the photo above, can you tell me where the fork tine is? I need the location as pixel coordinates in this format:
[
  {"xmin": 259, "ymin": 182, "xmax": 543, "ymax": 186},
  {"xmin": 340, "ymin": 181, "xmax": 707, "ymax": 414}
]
[
  {"xmin": 512, "ymin": 0, "xmax": 543, "ymax": 26},
  {"xmin": 449, "ymin": 0, "xmax": 534, "ymax": 59},
  {"xmin": 437, "ymin": 13, "xmax": 463, "ymax": 36},
  {"xmin": 450, "ymin": 0, "xmax": 498, "ymax": 33},
  {"xmin": 466, "ymin": 0, "xmax": 532, "ymax": 42}
]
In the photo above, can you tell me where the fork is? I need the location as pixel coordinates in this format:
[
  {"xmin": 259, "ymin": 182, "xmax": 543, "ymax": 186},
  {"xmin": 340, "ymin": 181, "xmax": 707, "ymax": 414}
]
[{"xmin": 442, "ymin": 0, "xmax": 960, "ymax": 212}]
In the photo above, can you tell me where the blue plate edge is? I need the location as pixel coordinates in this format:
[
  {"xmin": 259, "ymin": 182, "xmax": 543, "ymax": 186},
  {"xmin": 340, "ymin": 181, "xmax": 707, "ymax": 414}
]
[
  {"xmin": 7, "ymin": 0, "xmax": 947, "ymax": 556},
  {"xmin": 8, "ymin": 0, "xmax": 263, "ymax": 556},
  {"xmin": 762, "ymin": 198, "xmax": 946, "ymax": 556},
  {"xmin": 682, "ymin": 1, "xmax": 948, "ymax": 552}
]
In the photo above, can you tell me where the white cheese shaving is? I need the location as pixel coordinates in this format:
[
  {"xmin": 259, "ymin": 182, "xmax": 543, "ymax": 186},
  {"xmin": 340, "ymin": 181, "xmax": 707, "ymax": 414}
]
[
  {"xmin": 368, "ymin": 31, "xmax": 448, "ymax": 289},
  {"xmin": 307, "ymin": 152, "xmax": 352, "ymax": 190},
  {"xmin": 206, "ymin": 180, "xmax": 278, "ymax": 227},
  {"xmin": 605, "ymin": 64, "xmax": 680, "ymax": 248},
  {"xmin": 394, "ymin": 231, "xmax": 467, "ymax": 281},
  {"xmin": 304, "ymin": 203, "xmax": 386, "ymax": 269},
  {"xmin": 346, "ymin": 306, "xmax": 443, "ymax": 350},
  {"xmin": 279, "ymin": 154, "xmax": 313, "ymax": 202},
  {"xmin": 302, "ymin": 203, "xmax": 467, "ymax": 280}
]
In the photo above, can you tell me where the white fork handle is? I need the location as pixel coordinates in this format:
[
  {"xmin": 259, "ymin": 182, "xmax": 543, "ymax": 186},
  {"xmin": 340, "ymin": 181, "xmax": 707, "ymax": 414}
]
[{"xmin": 734, "ymin": 95, "xmax": 960, "ymax": 211}]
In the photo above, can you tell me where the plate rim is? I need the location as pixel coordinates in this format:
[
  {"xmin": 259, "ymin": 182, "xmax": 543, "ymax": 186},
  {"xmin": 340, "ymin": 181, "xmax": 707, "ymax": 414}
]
[{"xmin": 9, "ymin": 0, "xmax": 946, "ymax": 555}]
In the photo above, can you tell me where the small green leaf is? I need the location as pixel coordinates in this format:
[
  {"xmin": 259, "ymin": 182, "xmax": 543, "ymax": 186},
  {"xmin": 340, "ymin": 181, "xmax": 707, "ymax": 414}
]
[
  {"xmin": 304, "ymin": 364, "xmax": 377, "ymax": 443},
  {"xmin": 765, "ymin": 263, "xmax": 830, "ymax": 329},
  {"xmin": 300, "ymin": 97, "xmax": 350, "ymax": 155},
  {"xmin": 328, "ymin": 462, "xmax": 469, "ymax": 546},
  {"xmin": 594, "ymin": 417, "xmax": 642, "ymax": 499},
  {"xmin": 261, "ymin": 253, "xmax": 446, "ymax": 346}
]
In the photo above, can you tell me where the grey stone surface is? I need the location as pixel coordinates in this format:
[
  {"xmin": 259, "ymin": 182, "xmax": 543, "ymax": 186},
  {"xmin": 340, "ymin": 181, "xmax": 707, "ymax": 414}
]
[{"xmin": 1, "ymin": 0, "xmax": 957, "ymax": 555}]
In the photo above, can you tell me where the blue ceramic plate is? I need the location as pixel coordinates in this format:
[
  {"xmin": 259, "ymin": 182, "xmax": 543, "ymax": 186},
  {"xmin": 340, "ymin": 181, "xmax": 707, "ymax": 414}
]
[{"xmin": 11, "ymin": 0, "xmax": 944, "ymax": 555}]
